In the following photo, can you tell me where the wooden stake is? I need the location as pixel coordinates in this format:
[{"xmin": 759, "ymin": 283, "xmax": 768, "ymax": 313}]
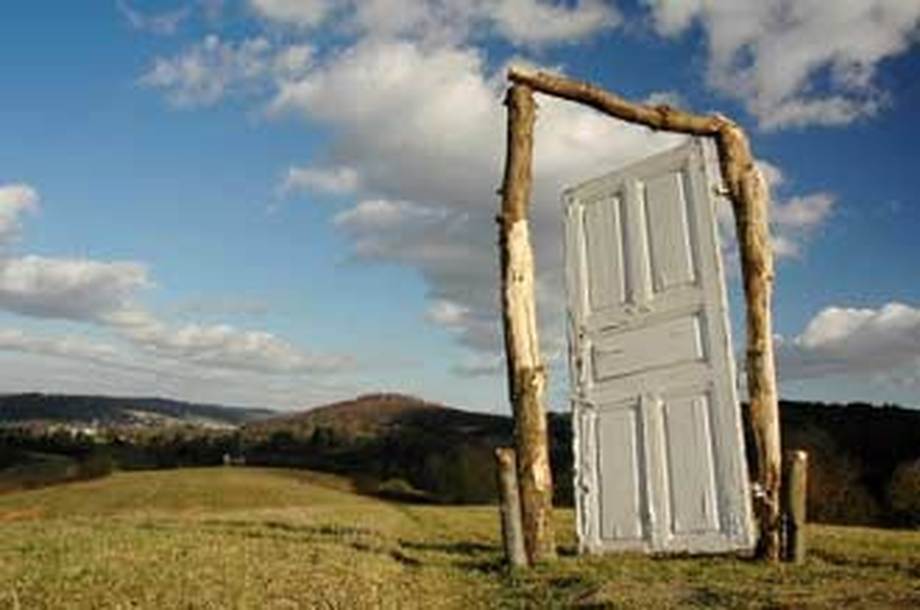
[
  {"xmin": 495, "ymin": 447, "xmax": 528, "ymax": 568},
  {"xmin": 783, "ymin": 450, "xmax": 808, "ymax": 563},
  {"xmin": 506, "ymin": 66, "xmax": 783, "ymax": 561},
  {"xmin": 498, "ymin": 83, "xmax": 556, "ymax": 564}
]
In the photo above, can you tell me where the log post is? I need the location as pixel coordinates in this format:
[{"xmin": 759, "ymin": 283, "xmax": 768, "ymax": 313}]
[
  {"xmin": 715, "ymin": 124, "xmax": 783, "ymax": 561},
  {"xmin": 498, "ymin": 83, "xmax": 556, "ymax": 564},
  {"xmin": 495, "ymin": 447, "xmax": 528, "ymax": 568},
  {"xmin": 505, "ymin": 66, "xmax": 783, "ymax": 561},
  {"xmin": 782, "ymin": 450, "xmax": 808, "ymax": 563}
]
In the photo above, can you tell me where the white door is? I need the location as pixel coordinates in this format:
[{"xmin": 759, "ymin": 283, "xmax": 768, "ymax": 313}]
[{"xmin": 564, "ymin": 138, "xmax": 754, "ymax": 554}]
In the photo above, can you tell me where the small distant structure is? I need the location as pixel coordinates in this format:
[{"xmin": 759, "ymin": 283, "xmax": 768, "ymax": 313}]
[{"xmin": 222, "ymin": 453, "xmax": 247, "ymax": 467}]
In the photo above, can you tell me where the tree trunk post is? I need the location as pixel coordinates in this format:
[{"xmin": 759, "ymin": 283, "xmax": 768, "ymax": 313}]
[
  {"xmin": 495, "ymin": 447, "xmax": 529, "ymax": 568},
  {"xmin": 505, "ymin": 66, "xmax": 783, "ymax": 562},
  {"xmin": 715, "ymin": 124, "xmax": 783, "ymax": 562},
  {"xmin": 783, "ymin": 450, "xmax": 808, "ymax": 563},
  {"xmin": 498, "ymin": 83, "xmax": 556, "ymax": 564}
]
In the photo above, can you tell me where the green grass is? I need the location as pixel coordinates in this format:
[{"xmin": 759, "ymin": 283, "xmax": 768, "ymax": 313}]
[{"xmin": 0, "ymin": 468, "xmax": 918, "ymax": 609}]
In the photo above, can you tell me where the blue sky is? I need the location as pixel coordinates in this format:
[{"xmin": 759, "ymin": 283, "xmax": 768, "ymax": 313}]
[{"xmin": 1, "ymin": 0, "xmax": 918, "ymax": 411}]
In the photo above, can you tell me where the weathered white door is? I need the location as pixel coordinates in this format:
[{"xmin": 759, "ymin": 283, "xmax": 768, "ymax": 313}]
[{"xmin": 563, "ymin": 138, "xmax": 754, "ymax": 554}]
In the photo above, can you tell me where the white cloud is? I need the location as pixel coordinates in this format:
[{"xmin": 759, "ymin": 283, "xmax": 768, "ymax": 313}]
[
  {"xmin": 139, "ymin": 8, "xmax": 889, "ymax": 388},
  {"xmin": 0, "ymin": 256, "xmax": 151, "ymax": 322},
  {"xmin": 490, "ymin": 0, "xmax": 619, "ymax": 46},
  {"xmin": 0, "ymin": 183, "xmax": 38, "ymax": 249},
  {"xmin": 248, "ymin": 0, "xmax": 618, "ymax": 46},
  {"xmin": 643, "ymin": 90, "xmax": 685, "ymax": 108},
  {"xmin": 643, "ymin": 0, "xmax": 920, "ymax": 129},
  {"xmin": 771, "ymin": 192, "xmax": 835, "ymax": 258},
  {"xmin": 778, "ymin": 302, "xmax": 920, "ymax": 386},
  {"xmin": 0, "ymin": 251, "xmax": 348, "ymax": 377},
  {"xmin": 249, "ymin": 0, "xmax": 332, "ymax": 28},
  {"xmin": 270, "ymin": 39, "xmax": 681, "ymax": 362},
  {"xmin": 773, "ymin": 193, "xmax": 834, "ymax": 230},
  {"xmin": 714, "ymin": 163, "xmax": 835, "ymax": 261},
  {"xmin": 0, "ymin": 338, "xmax": 359, "ymax": 409},
  {"xmin": 117, "ymin": 0, "xmax": 190, "ymax": 35},
  {"xmin": 425, "ymin": 299, "xmax": 470, "ymax": 329},
  {"xmin": 334, "ymin": 199, "xmax": 445, "ymax": 232},
  {"xmin": 140, "ymin": 36, "xmax": 312, "ymax": 106},
  {"xmin": 281, "ymin": 164, "xmax": 360, "ymax": 196},
  {"xmin": 115, "ymin": 318, "xmax": 351, "ymax": 374},
  {"xmin": 0, "ymin": 328, "xmax": 120, "ymax": 362},
  {"xmin": 0, "ymin": 182, "xmax": 352, "ymax": 382}
]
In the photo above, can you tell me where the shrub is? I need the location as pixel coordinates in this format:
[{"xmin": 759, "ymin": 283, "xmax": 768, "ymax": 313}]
[
  {"xmin": 782, "ymin": 425, "xmax": 879, "ymax": 524},
  {"xmin": 888, "ymin": 458, "xmax": 920, "ymax": 527},
  {"xmin": 74, "ymin": 450, "xmax": 115, "ymax": 481}
]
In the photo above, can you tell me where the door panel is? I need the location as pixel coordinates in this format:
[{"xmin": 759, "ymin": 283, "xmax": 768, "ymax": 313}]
[
  {"xmin": 596, "ymin": 406, "xmax": 643, "ymax": 540},
  {"xmin": 565, "ymin": 138, "xmax": 754, "ymax": 555}
]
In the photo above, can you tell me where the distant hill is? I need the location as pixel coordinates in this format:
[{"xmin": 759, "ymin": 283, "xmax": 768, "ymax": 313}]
[
  {"xmin": 241, "ymin": 392, "xmax": 567, "ymax": 504},
  {"xmin": 245, "ymin": 392, "xmax": 512, "ymax": 441},
  {"xmin": 0, "ymin": 393, "xmax": 275, "ymax": 428}
]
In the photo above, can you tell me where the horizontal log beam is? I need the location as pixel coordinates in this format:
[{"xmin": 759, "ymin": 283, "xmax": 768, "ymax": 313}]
[{"xmin": 507, "ymin": 66, "xmax": 724, "ymax": 136}]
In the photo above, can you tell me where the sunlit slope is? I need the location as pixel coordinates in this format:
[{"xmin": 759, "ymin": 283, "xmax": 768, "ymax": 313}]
[{"xmin": 1, "ymin": 468, "xmax": 918, "ymax": 609}]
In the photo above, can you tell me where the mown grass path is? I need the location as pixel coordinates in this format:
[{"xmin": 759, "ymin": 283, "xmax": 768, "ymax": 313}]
[{"xmin": 1, "ymin": 468, "xmax": 918, "ymax": 608}]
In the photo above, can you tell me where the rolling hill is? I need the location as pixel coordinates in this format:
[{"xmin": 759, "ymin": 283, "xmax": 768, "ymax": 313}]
[{"xmin": 0, "ymin": 393, "xmax": 275, "ymax": 428}]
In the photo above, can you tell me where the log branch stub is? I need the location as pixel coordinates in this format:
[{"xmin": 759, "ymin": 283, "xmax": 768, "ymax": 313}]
[{"xmin": 498, "ymin": 83, "xmax": 556, "ymax": 564}]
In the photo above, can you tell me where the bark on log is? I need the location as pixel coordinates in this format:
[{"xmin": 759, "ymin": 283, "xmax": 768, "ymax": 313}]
[
  {"xmin": 719, "ymin": 124, "xmax": 783, "ymax": 561},
  {"xmin": 507, "ymin": 66, "xmax": 783, "ymax": 561},
  {"xmin": 783, "ymin": 450, "xmax": 808, "ymax": 564},
  {"xmin": 495, "ymin": 447, "xmax": 528, "ymax": 568},
  {"xmin": 508, "ymin": 66, "xmax": 723, "ymax": 136},
  {"xmin": 498, "ymin": 83, "xmax": 556, "ymax": 564}
]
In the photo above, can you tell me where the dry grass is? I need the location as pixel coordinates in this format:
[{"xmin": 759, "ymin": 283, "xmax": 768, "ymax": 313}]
[{"xmin": 0, "ymin": 467, "xmax": 917, "ymax": 609}]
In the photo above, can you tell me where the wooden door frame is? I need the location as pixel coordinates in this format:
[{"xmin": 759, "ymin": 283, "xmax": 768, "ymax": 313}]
[{"xmin": 497, "ymin": 67, "xmax": 782, "ymax": 562}]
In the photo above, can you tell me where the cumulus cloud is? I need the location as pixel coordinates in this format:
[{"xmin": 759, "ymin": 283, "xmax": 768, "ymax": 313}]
[
  {"xmin": 0, "ymin": 182, "xmax": 352, "ymax": 380},
  {"xmin": 778, "ymin": 302, "xmax": 920, "ymax": 386},
  {"xmin": 115, "ymin": 317, "xmax": 351, "ymax": 374},
  {"xmin": 139, "ymin": 2, "xmax": 909, "ymax": 388},
  {"xmin": 281, "ymin": 164, "xmax": 360, "ymax": 196},
  {"xmin": 643, "ymin": 0, "xmax": 920, "ymax": 129},
  {"xmin": 425, "ymin": 299, "xmax": 470, "ymax": 330},
  {"xmin": 249, "ymin": 0, "xmax": 332, "ymax": 28},
  {"xmin": 714, "ymin": 161, "xmax": 835, "ymax": 261},
  {"xmin": 490, "ymin": 0, "xmax": 619, "ymax": 46},
  {"xmin": 0, "ymin": 256, "xmax": 151, "ymax": 322},
  {"xmin": 0, "ymin": 330, "xmax": 359, "ymax": 408},
  {"xmin": 0, "ymin": 183, "xmax": 38, "ymax": 249},
  {"xmin": 270, "ymin": 38, "xmax": 683, "ymax": 363},
  {"xmin": 140, "ymin": 35, "xmax": 312, "ymax": 106},
  {"xmin": 0, "ymin": 328, "xmax": 120, "ymax": 363},
  {"xmin": 249, "ymin": 0, "xmax": 618, "ymax": 46}
]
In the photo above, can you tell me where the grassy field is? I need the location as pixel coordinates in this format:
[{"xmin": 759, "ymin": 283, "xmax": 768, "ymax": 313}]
[{"xmin": 0, "ymin": 468, "xmax": 917, "ymax": 609}]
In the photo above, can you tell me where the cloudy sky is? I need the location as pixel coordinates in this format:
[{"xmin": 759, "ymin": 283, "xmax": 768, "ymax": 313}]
[{"xmin": 1, "ymin": 1, "xmax": 919, "ymax": 411}]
